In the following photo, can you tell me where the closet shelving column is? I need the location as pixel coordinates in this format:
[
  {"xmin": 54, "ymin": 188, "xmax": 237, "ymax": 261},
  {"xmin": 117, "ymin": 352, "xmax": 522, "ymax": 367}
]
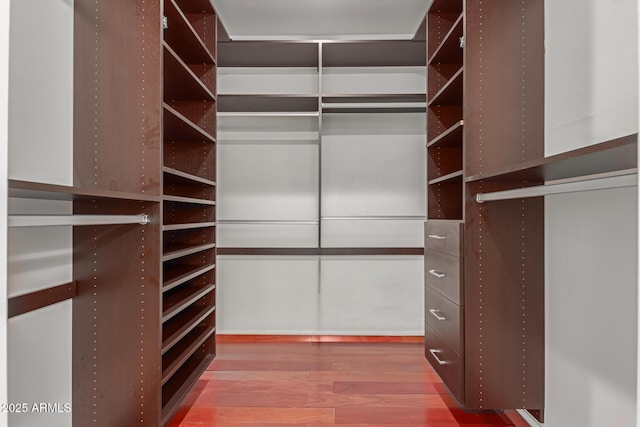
[
  {"xmin": 426, "ymin": 0, "xmax": 464, "ymax": 220},
  {"xmin": 161, "ymin": 0, "xmax": 217, "ymax": 423}
]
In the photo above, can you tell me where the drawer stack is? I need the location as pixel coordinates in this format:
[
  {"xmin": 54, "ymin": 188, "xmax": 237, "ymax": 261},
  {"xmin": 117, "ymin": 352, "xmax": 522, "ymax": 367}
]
[{"xmin": 424, "ymin": 220, "xmax": 464, "ymax": 402}]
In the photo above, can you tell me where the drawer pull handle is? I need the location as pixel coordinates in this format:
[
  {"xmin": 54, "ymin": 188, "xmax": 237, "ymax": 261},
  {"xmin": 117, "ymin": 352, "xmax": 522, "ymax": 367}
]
[
  {"xmin": 429, "ymin": 309, "xmax": 446, "ymax": 321},
  {"xmin": 429, "ymin": 349, "xmax": 448, "ymax": 365},
  {"xmin": 428, "ymin": 234, "xmax": 447, "ymax": 240},
  {"xmin": 428, "ymin": 269, "xmax": 446, "ymax": 278}
]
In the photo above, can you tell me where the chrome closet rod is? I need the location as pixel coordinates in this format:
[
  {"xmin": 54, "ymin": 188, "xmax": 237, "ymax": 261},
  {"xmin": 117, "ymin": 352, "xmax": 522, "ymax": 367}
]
[
  {"xmin": 475, "ymin": 173, "xmax": 637, "ymax": 203},
  {"xmin": 218, "ymin": 220, "xmax": 319, "ymax": 225},
  {"xmin": 8, "ymin": 214, "xmax": 149, "ymax": 227},
  {"xmin": 321, "ymin": 216, "xmax": 426, "ymax": 220}
]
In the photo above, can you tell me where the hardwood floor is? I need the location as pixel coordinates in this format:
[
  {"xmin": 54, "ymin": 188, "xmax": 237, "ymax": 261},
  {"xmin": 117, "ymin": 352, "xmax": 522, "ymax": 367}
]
[{"xmin": 168, "ymin": 341, "xmax": 531, "ymax": 426}]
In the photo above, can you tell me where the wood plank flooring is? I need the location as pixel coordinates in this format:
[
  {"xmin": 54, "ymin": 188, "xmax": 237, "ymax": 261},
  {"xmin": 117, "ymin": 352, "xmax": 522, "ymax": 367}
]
[{"xmin": 168, "ymin": 342, "xmax": 530, "ymax": 426}]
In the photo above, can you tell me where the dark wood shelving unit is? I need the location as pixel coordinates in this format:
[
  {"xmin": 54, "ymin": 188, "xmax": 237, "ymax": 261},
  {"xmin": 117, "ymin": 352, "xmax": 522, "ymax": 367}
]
[
  {"xmin": 466, "ymin": 133, "xmax": 637, "ymax": 183},
  {"xmin": 162, "ymin": 283, "xmax": 216, "ymax": 322},
  {"xmin": 8, "ymin": 179, "xmax": 161, "ymax": 203},
  {"xmin": 428, "ymin": 67, "xmax": 463, "ymax": 107},
  {"xmin": 425, "ymin": 0, "xmax": 545, "ymax": 418},
  {"xmin": 163, "ymin": 264, "xmax": 216, "ymax": 292},
  {"xmin": 164, "ymin": 166, "xmax": 217, "ymax": 187},
  {"xmin": 164, "ymin": 103, "xmax": 217, "ymax": 143},
  {"xmin": 164, "ymin": 42, "xmax": 216, "ymax": 102},
  {"xmin": 164, "ymin": 0, "xmax": 215, "ymax": 65},
  {"xmin": 429, "ymin": 170, "xmax": 463, "ymax": 185},
  {"xmin": 429, "ymin": 13, "xmax": 464, "ymax": 65},
  {"xmin": 323, "ymin": 40, "xmax": 426, "ymax": 67},
  {"xmin": 161, "ymin": 0, "xmax": 217, "ymax": 423},
  {"xmin": 218, "ymin": 94, "xmax": 319, "ymax": 113},
  {"xmin": 427, "ymin": 121, "xmax": 463, "ymax": 148},
  {"xmin": 162, "ymin": 305, "xmax": 216, "ymax": 353}
]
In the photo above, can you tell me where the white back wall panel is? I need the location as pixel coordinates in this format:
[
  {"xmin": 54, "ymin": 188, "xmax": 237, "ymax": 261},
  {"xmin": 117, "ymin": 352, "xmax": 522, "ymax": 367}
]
[
  {"xmin": 322, "ymin": 67, "xmax": 426, "ymax": 95},
  {"xmin": 545, "ymin": 0, "xmax": 638, "ymax": 426},
  {"xmin": 219, "ymin": 67, "xmax": 318, "ymax": 95},
  {"xmin": 8, "ymin": 0, "xmax": 73, "ymax": 185},
  {"xmin": 8, "ymin": 302, "xmax": 72, "ymax": 427},
  {"xmin": 545, "ymin": 188, "xmax": 637, "ymax": 427},
  {"xmin": 545, "ymin": 0, "xmax": 638, "ymax": 154}
]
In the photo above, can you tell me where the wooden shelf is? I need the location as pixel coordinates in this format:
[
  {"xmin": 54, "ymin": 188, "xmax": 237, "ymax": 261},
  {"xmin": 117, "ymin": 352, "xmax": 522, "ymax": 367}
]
[
  {"xmin": 164, "ymin": 0, "xmax": 215, "ymax": 65},
  {"xmin": 163, "ymin": 222, "xmax": 216, "ymax": 231},
  {"xmin": 164, "ymin": 264, "xmax": 216, "ymax": 293},
  {"xmin": 429, "ymin": 13, "xmax": 464, "ymax": 65},
  {"xmin": 218, "ymin": 94, "xmax": 318, "ymax": 113},
  {"xmin": 174, "ymin": 0, "xmax": 215, "ymax": 14},
  {"xmin": 465, "ymin": 134, "xmax": 637, "ymax": 182},
  {"xmin": 429, "ymin": 0, "xmax": 463, "ymax": 13},
  {"xmin": 429, "ymin": 169, "xmax": 464, "ymax": 185},
  {"xmin": 164, "ymin": 103, "xmax": 216, "ymax": 143},
  {"xmin": 163, "ymin": 42, "xmax": 215, "ymax": 102},
  {"xmin": 162, "ymin": 243, "xmax": 216, "ymax": 262},
  {"xmin": 163, "ymin": 195, "xmax": 216, "ymax": 206},
  {"xmin": 428, "ymin": 121, "xmax": 464, "ymax": 148},
  {"xmin": 428, "ymin": 67, "xmax": 463, "ymax": 107},
  {"xmin": 163, "ymin": 167, "xmax": 216, "ymax": 187},
  {"xmin": 8, "ymin": 179, "xmax": 161, "ymax": 203},
  {"xmin": 161, "ymin": 354, "xmax": 214, "ymax": 424},
  {"xmin": 162, "ymin": 283, "xmax": 215, "ymax": 322},
  {"xmin": 161, "ymin": 325, "xmax": 216, "ymax": 385},
  {"xmin": 162, "ymin": 305, "xmax": 216, "ymax": 354},
  {"xmin": 323, "ymin": 40, "xmax": 426, "ymax": 67}
]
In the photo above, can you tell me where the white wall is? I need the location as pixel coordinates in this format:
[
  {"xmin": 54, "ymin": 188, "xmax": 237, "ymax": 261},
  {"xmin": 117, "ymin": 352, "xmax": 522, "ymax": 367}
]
[
  {"xmin": 544, "ymin": 0, "xmax": 638, "ymax": 426},
  {"xmin": 7, "ymin": 0, "xmax": 74, "ymax": 425},
  {"xmin": 0, "ymin": 0, "xmax": 10, "ymax": 425}
]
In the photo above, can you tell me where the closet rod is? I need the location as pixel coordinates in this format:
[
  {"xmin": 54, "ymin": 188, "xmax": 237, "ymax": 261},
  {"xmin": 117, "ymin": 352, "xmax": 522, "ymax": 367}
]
[
  {"xmin": 8, "ymin": 214, "xmax": 149, "ymax": 227},
  {"xmin": 321, "ymin": 102, "xmax": 426, "ymax": 109},
  {"xmin": 218, "ymin": 220, "xmax": 318, "ymax": 225},
  {"xmin": 475, "ymin": 173, "xmax": 637, "ymax": 203},
  {"xmin": 217, "ymin": 112, "xmax": 319, "ymax": 117},
  {"xmin": 322, "ymin": 215, "xmax": 425, "ymax": 220}
]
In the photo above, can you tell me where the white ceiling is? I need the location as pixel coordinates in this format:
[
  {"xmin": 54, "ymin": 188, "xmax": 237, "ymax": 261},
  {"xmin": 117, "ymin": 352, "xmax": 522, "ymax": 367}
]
[{"xmin": 212, "ymin": 0, "xmax": 432, "ymax": 41}]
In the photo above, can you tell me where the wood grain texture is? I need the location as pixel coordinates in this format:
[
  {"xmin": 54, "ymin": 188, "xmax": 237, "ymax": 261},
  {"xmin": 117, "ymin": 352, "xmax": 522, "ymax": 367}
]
[
  {"xmin": 168, "ymin": 342, "xmax": 524, "ymax": 426},
  {"xmin": 217, "ymin": 335, "xmax": 424, "ymax": 343}
]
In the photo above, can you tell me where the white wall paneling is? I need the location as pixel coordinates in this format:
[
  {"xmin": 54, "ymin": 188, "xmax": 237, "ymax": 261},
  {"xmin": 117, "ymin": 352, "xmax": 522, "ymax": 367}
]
[
  {"xmin": 322, "ymin": 67, "xmax": 426, "ymax": 95},
  {"xmin": 8, "ymin": 0, "xmax": 73, "ymax": 185},
  {"xmin": 7, "ymin": 0, "xmax": 74, "ymax": 424},
  {"xmin": 218, "ymin": 67, "xmax": 318, "ymax": 95},
  {"xmin": 545, "ymin": 0, "xmax": 639, "ymax": 425},
  {"xmin": 217, "ymin": 255, "xmax": 424, "ymax": 335},
  {"xmin": 0, "ymin": 0, "xmax": 10, "ymax": 422}
]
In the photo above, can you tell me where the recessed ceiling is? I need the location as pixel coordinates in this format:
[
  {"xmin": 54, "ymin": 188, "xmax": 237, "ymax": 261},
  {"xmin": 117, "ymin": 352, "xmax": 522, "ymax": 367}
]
[{"xmin": 211, "ymin": 0, "xmax": 431, "ymax": 41}]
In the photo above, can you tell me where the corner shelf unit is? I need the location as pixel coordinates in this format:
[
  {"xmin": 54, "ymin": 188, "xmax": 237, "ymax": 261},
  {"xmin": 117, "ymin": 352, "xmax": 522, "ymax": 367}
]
[{"xmin": 161, "ymin": 0, "xmax": 217, "ymax": 424}]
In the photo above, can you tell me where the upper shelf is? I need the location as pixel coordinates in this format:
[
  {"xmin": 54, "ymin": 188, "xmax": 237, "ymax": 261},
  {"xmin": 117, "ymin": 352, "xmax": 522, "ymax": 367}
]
[
  {"xmin": 164, "ymin": 0, "xmax": 215, "ymax": 65},
  {"xmin": 322, "ymin": 94, "xmax": 426, "ymax": 113},
  {"xmin": 429, "ymin": 14, "xmax": 463, "ymax": 65},
  {"xmin": 218, "ymin": 42, "xmax": 319, "ymax": 67},
  {"xmin": 323, "ymin": 41, "xmax": 426, "ymax": 67},
  {"xmin": 218, "ymin": 94, "xmax": 318, "ymax": 113},
  {"xmin": 429, "ymin": 0, "xmax": 463, "ymax": 13},
  {"xmin": 9, "ymin": 180, "xmax": 161, "ymax": 203},
  {"xmin": 466, "ymin": 134, "xmax": 638, "ymax": 182},
  {"xmin": 428, "ymin": 67, "xmax": 463, "ymax": 106},
  {"xmin": 163, "ymin": 42, "xmax": 215, "ymax": 102}
]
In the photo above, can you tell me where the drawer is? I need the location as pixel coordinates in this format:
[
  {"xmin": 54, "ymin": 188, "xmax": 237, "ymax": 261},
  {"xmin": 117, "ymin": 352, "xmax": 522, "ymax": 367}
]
[
  {"xmin": 425, "ymin": 249, "xmax": 463, "ymax": 305},
  {"xmin": 424, "ymin": 322, "xmax": 464, "ymax": 403},
  {"xmin": 424, "ymin": 285, "xmax": 463, "ymax": 356},
  {"xmin": 425, "ymin": 220, "xmax": 463, "ymax": 256}
]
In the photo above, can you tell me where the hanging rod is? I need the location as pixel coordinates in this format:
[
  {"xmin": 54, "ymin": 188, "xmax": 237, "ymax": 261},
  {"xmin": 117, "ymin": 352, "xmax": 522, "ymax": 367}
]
[
  {"xmin": 322, "ymin": 216, "xmax": 426, "ymax": 220},
  {"xmin": 218, "ymin": 219, "xmax": 318, "ymax": 225},
  {"xmin": 321, "ymin": 102, "xmax": 426, "ymax": 109},
  {"xmin": 476, "ymin": 173, "xmax": 637, "ymax": 203},
  {"xmin": 8, "ymin": 214, "xmax": 149, "ymax": 227},
  {"xmin": 217, "ymin": 112, "xmax": 319, "ymax": 117}
]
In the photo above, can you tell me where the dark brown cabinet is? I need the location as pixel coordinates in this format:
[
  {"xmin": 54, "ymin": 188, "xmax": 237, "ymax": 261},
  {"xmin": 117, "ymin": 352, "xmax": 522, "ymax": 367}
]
[{"xmin": 425, "ymin": 0, "xmax": 545, "ymax": 413}]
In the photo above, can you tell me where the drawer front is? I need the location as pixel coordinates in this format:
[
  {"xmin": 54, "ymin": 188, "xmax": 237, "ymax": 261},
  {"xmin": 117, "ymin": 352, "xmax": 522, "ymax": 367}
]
[
  {"xmin": 424, "ymin": 285, "xmax": 463, "ymax": 356},
  {"xmin": 425, "ymin": 220, "xmax": 463, "ymax": 256},
  {"xmin": 425, "ymin": 249, "xmax": 462, "ymax": 305},
  {"xmin": 424, "ymin": 322, "xmax": 464, "ymax": 404}
]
